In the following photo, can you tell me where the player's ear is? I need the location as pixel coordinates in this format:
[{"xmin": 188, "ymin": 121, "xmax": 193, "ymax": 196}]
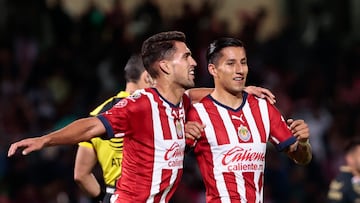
[
  {"xmin": 208, "ymin": 63, "xmax": 217, "ymax": 77},
  {"xmin": 145, "ymin": 72, "xmax": 155, "ymax": 86},
  {"xmin": 159, "ymin": 60, "xmax": 170, "ymax": 75}
]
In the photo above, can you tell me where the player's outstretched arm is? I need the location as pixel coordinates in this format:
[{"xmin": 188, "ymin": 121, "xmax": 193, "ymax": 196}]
[
  {"xmin": 285, "ymin": 119, "xmax": 312, "ymax": 165},
  {"xmin": 8, "ymin": 117, "xmax": 106, "ymax": 157}
]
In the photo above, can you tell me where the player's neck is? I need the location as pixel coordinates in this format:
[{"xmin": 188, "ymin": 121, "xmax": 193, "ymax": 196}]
[
  {"xmin": 125, "ymin": 82, "xmax": 139, "ymax": 94},
  {"xmin": 153, "ymin": 82, "xmax": 185, "ymax": 105},
  {"xmin": 211, "ymin": 88, "xmax": 244, "ymax": 109}
]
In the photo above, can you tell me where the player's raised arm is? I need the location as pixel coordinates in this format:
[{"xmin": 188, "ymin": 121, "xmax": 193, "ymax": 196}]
[
  {"xmin": 8, "ymin": 117, "xmax": 106, "ymax": 156},
  {"xmin": 186, "ymin": 86, "xmax": 276, "ymax": 104}
]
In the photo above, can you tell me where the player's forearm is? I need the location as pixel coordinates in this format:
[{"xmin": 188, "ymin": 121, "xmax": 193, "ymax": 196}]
[
  {"xmin": 75, "ymin": 173, "xmax": 102, "ymax": 197},
  {"xmin": 186, "ymin": 88, "xmax": 213, "ymax": 103},
  {"xmin": 289, "ymin": 140, "xmax": 312, "ymax": 165},
  {"xmin": 44, "ymin": 117, "xmax": 103, "ymax": 146}
]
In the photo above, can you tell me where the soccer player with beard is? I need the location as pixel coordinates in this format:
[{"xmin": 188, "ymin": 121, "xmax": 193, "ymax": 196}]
[{"xmin": 8, "ymin": 31, "xmax": 197, "ymax": 203}]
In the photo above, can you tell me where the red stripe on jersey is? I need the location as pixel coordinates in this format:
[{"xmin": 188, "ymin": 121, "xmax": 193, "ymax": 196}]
[
  {"xmin": 202, "ymin": 98, "xmax": 230, "ymax": 145},
  {"xmin": 152, "ymin": 169, "xmax": 183, "ymax": 202},
  {"xmin": 227, "ymin": 110, "xmax": 254, "ymax": 143},
  {"xmin": 166, "ymin": 169, "xmax": 183, "ymax": 203},
  {"xmin": 265, "ymin": 99, "xmax": 293, "ymax": 144},
  {"xmin": 244, "ymin": 172, "xmax": 256, "ymax": 203},
  {"xmin": 151, "ymin": 90, "xmax": 172, "ymax": 140},
  {"xmin": 187, "ymin": 106, "xmax": 223, "ymax": 202},
  {"xmin": 223, "ymin": 172, "xmax": 242, "ymax": 202},
  {"xmin": 258, "ymin": 172, "xmax": 263, "ymax": 201},
  {"xmin": 247, "ymin": 96, "xmax": 267, "ymax": 143},
  {"xmin": 154, "ymin": 169, "xmax": 171, "ymax": 202}
]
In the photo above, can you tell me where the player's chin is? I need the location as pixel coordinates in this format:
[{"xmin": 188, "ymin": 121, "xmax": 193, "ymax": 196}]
[{"xmin": 185, "ymin": 80, "xmax": 195, "ymax": 88}]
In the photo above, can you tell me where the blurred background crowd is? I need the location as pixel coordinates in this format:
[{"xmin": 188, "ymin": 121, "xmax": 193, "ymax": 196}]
[{"xmin": 1, "ymin": 0, "xmax": 360, "ymax": 202}]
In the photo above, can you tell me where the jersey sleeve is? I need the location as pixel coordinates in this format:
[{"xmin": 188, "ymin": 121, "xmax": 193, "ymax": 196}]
[
  {"xmin": 97, "ymin": 91, "xmax": 147, "ymax": 139},
  {"xmin": 89, "ymin": 91, "xmax": 128, "ymax": 116},
  {"xmin": 268, "ymin": 103, "xmax": 297, "ymax": 151},
  {"xmin": 78, "ymin": 91, "xmax": 129, "ymax": 143},
  {"xmin": 97, "ymin": 98, "xmax": 131, "ymax": 139}
]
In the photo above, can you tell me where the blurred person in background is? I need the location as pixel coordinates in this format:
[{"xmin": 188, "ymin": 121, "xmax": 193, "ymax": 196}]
[{"xmin": 327, "ymin": 137, "xmax": 360, "ymax": 203}]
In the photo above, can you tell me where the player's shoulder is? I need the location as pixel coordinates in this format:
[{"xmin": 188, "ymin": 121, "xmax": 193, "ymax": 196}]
[
  {"xmin": 90, "ymin": 91, "xmax": 129, "ymax": 116},
  {"xmin": 112, "ymin": 89, "xmax": 149, "ymax": 109},
  {"xmin": 191, "ymin": 95, "xmax": 211, "ymax": 112},
  {"xmin": 246, "ymin": 92, "xmax": 264, "ymax": 101},
  {"xmin": 246, "ymin": 92, "xmax": 272, "ymax": 106}
]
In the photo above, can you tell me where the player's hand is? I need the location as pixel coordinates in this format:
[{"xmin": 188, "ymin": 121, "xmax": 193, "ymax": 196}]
[
  {"xmin": 8, "ymin": 137, "xmax": 46, "ymax": 157},
  {"xmin": 185, "ymin": 121, "xmax": 205, "ymax": 140},
  {"xmin": 287, "ymin": 119, "xmax": 309, "ymax": 142},
  {"xmin": 286, "ymin": 118, "xmax": 312, "ymax": 164},
  {"xmin": 244, "ymin": 86, "xmax": 276, "ymax": 104}
]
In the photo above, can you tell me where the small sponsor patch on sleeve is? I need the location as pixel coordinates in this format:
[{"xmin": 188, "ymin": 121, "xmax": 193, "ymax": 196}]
[{"xmin": 114, "ymin": 99, "xmax": 128, "ymax": 108}]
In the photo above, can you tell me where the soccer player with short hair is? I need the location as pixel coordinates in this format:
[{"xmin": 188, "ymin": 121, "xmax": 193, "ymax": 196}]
[{"xmin": 186, "ymin": 37, "xmax": 312, "ymax": 203}]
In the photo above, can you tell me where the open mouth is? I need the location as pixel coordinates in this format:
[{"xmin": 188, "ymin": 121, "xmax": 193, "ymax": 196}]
[{"xmin": 234, "ymin": 77, "xmax": 244, "ymax": 81}]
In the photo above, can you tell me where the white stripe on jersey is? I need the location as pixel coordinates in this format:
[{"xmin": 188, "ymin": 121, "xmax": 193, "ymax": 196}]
[
  {"xmin": 215, "ymin": 104, "xmax": 239, "ymax": 144},
  {"xmin": 258, "ymin": 98, "xmax": 270, "ymax": 140},
  {"xmin": 242, "ymin": 102, "xmax": 261, "ymax": 143},
  {"xmin": 257, "ymin": 98, "xmax": 269, "ymax": 202},
  {"xmin": 161, "ymin": 171, "xmax": 178, "ymax": 202},
  {"xmin": 234, "ymin": 172, "xmax": 246, "ymax": 202},
  {"xmin": 145, "ymin": 91, "xmax": 162, "ymax": 203}
]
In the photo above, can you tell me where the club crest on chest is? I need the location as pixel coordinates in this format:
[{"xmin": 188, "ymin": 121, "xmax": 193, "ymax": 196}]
[{"xmin": 237, "ymin": 124, "xmax": 251, "ymax": 142}]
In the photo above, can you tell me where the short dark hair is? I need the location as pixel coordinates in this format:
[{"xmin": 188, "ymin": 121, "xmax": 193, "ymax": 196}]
[
  {"xmin": 141, "ymin": 31, "xmax": 186, "ymax": 78},
  {"xmin": 206, "ymin": 37, "xmax": 245, "ymax": 65},
  {"xmin": 344, "ymin": 137, "xmax": 360, "ymax": 154},
  {"xmin": 124, "ymin": 54, "xmax": 145, "ymax": 83}
]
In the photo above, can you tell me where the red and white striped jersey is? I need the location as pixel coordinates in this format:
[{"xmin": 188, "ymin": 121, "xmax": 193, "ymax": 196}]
[
  {"xmin": 186, "ymin": 93, "xmax": 296, "ymax": 203},
  {"xmin": 98, "ymin": 88, "xmax": 191, "ymax": 203}
]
